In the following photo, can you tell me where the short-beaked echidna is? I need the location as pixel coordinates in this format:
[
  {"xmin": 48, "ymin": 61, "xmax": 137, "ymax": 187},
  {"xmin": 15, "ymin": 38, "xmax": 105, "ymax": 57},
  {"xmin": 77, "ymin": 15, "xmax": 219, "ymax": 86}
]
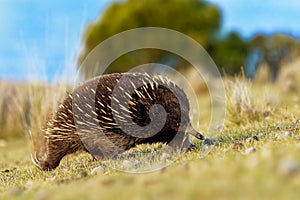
[{"xmin": 32, "ymin": 72, "xmax": 204, "ymax": 170}]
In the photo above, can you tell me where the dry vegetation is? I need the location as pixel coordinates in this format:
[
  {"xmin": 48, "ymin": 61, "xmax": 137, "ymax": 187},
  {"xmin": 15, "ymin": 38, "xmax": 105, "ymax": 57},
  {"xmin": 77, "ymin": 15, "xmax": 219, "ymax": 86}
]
[
  {"xmin": 1, "ymin": 67, "xmax": 300, "ymax": 200},
  {"xmin": 225, "ymin": 74, "xmax": 273, "ymax": 126},
  {"xmin": 0, "ymin": 80, "xmax": 69, "ymax": 150}
]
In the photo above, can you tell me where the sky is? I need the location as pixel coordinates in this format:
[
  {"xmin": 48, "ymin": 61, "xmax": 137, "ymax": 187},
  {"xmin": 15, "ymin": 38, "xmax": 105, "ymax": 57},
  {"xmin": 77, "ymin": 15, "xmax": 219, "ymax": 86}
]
[
  {"xmin": 0, "ymin": 0, "xmax": 300, "ymax": 83},
  {"xmin": 210, "ymin": 0, "xmax": 300, "ymax": 37}
]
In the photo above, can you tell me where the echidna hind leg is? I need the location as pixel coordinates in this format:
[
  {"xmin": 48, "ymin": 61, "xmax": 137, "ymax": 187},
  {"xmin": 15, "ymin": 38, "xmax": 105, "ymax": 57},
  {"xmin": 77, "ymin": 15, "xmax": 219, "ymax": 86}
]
[{"xmin": 81, "ymin": 134, "xmax": 125, "ymax": 160}]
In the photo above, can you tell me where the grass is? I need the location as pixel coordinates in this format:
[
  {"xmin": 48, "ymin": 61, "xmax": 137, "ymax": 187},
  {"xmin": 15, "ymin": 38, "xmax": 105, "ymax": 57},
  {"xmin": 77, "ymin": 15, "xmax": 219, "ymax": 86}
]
[
  {"xmin": 1, "ymin": 73, "xmax": 300, "ymax": 200},
  {"xmin": 225, "ymin": 74, "xmax": 273, "ymax": 125}
]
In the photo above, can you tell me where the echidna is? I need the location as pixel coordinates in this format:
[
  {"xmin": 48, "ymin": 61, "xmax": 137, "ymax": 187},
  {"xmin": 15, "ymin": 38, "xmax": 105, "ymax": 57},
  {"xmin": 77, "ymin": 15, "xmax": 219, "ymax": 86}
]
[{"xmin": 32, "ymin": 72, "xmax": 204, "ymax": 170}]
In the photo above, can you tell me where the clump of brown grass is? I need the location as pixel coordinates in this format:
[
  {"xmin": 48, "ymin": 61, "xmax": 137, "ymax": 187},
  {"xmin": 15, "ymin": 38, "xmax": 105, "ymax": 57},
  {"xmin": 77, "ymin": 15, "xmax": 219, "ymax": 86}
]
[
  {"xmin": 254, "ymin": 64, "xmax": 271, "ymax": 84},
  {"xmin": 277, "ymin": 58, "xmax": 300, "ymax": 93},
  {"xmin": 0, "ymin": 80, "xmax": 69, "ymax": 152},
  {"xmin": 19, "ymin": 82, "xmax": 69, "ymax": 152},
  {"xmin": 0, "ymin": 81, "xmax": 23, "ymax": 139},
  {"xmin": 225, "ymin": 74, "xmax": 273, "ymax": 126}
]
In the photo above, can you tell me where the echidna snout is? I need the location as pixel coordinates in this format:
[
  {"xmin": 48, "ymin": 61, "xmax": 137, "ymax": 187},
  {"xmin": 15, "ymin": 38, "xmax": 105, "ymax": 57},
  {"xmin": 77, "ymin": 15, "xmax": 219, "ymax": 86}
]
[
  {"xmin": 185, "ymin": 124, "xmax": 205, "ymax": 140},
  {"xmin": 33, "ymin": 72, "xmax": 204, "ymax": 170}
]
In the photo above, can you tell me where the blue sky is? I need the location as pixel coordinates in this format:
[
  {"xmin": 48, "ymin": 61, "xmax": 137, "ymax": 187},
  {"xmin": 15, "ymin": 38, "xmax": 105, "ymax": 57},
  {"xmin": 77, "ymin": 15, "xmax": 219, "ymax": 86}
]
[
  {"xmin": 210, "ymin": 0, "xmax": 300, "ymax": 37},
  {"xmin": 0, "ymin": 0, "xmax": 299, "ymax": 82}
]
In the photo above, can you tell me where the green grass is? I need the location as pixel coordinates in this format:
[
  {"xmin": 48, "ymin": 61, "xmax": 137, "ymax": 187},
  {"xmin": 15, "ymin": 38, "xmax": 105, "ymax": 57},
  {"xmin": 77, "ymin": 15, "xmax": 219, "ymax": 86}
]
[{"xmin": 1, "ymin": 77, "xmax": 300, "ymax": 200}]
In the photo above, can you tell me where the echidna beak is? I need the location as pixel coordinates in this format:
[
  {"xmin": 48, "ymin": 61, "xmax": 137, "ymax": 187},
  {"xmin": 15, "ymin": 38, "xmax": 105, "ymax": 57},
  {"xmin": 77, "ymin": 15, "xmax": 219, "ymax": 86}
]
[{"xmin": 185, "ymin": 125, "xmax": 205, "ymax": 140}]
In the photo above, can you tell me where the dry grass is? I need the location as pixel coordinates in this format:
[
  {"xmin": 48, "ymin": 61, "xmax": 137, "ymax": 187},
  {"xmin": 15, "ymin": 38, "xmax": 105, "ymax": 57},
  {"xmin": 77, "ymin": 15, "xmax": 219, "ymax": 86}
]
[
  {"xmin": 0, "ymin": 80, "xmax": 69, "ymax": 153},
  {"xmin": 277, "ymin": 58, "xmax": 300, "ymax": 92},
  {"xmin": 0, "ymin": 81, "xmax": 22, "ymax": 139},
  {"xmin": 225, "ymin": 74, "xmax": 273, "ymax": 126}
]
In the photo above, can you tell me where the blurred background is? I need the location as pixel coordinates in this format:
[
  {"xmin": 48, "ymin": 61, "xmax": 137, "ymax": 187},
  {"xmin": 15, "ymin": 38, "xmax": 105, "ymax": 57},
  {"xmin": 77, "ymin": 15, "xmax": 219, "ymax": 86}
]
[
  {"xmin": 1, "ymin": 0, "xmax": 299, "ymax": 83},
  {"xmin": 1, "ymin": 0, "xmax": 300, "ymax": 139}
]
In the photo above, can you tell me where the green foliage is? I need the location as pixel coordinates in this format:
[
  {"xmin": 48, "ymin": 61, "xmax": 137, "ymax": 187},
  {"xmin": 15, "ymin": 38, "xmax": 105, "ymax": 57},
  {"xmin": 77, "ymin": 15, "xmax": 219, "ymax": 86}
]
[
  {"xmin": 209, "ymin": 32, "xmax": 250, "ymax": 75},
  {"xmin": 78, "ymin": 0, "xmax": 222, "ymax": 77}
]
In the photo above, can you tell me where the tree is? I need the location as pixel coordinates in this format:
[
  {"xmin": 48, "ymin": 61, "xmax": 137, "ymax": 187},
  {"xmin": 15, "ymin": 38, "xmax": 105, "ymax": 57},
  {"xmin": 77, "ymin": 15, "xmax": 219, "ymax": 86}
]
[
  {"xmin": 251, "ymin": 34, "xmax": 297, "ymax": 81},
  {"xmin": 78, "ymin": 0, "xmax": 221, "ymax": 77},
  {"xmin": 208, "ymin": 32, "xmax": 250, "ymax": 75}
]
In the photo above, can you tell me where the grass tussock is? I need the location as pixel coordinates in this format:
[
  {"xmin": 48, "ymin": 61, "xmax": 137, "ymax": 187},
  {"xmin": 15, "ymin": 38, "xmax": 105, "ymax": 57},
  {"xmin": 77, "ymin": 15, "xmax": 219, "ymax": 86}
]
[
  {"xmin": 0, "ymin": 80, "xmax": 69, "ymax": 152},
  {"xmin": 27, "ymin": 83, "xmax": 69, "ymax": 153},
  {"xmin": 225, "ymin": 74, "xmax": 273, "ymax": 126},
  {"xmin": 0, "ymin": 81, "xmax": 22, "ymax": 139},
  {"xmin": 277, "ymin": 58, "xmax": 300, "ymax": 92}
]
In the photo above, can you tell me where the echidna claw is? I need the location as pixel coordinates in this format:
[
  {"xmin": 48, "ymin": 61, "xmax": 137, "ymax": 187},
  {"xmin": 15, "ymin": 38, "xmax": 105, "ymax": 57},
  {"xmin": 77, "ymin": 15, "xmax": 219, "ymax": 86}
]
[
  {"xmin": 195, "ymin": 133, "xmax": 205, "ymax": 140},
  {"xmin": 31, "ymin": 152, "xmax": 42, "ymax": 170}
]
